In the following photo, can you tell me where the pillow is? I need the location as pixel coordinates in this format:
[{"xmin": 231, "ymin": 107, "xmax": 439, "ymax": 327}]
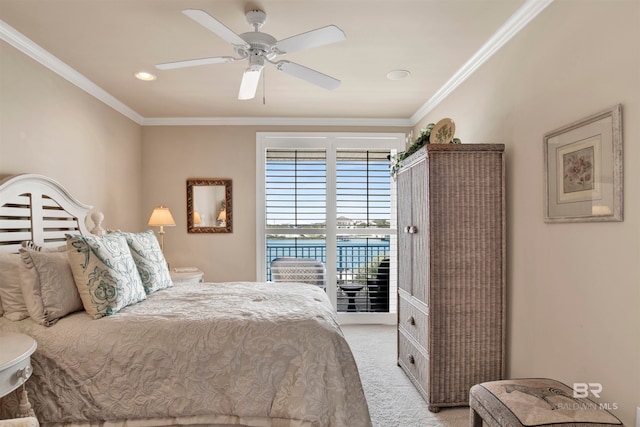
[
  {"xmin": 19, "ymin": 247, "xmax": 83, "ymax": 326},
  {"xmin": 111, "ymin": 230, "xmax": 172, "ymax": 294},
  {"xmin": 66, "ymin": 233, "xmax": 146, "ymax": 319},
  {"xmin": 0, "ymin": 253, "xmax": 29, "ymax": 321}
]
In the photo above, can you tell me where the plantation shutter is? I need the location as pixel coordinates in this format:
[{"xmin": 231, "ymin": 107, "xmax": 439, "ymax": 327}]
[
  {"xmin": 336, "ymin": 150, "xmax": 392, "ymax": 229},
  {"xmin": 265, "ymin": 149, "xmax": 327, "ymax": 229}
]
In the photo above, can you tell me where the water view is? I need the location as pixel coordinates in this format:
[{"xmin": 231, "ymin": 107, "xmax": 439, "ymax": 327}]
[{"xmin": 266, "ymin": 237, "xmax": 390, "ymax": 281}]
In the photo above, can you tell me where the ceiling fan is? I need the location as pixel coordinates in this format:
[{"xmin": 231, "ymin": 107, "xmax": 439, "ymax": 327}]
[{"xmin": 156, "ymin": 8, "xmax": 346, "ymax": 100}]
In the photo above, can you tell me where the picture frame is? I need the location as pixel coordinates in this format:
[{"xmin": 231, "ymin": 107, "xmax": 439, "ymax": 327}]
[
  {"xmin": 543, "ymin": 104, "xmax": 622, "ymax": 223},
  {"xmin": 186, "ymin": 178, "xmax": 233, "ymax": 233}
]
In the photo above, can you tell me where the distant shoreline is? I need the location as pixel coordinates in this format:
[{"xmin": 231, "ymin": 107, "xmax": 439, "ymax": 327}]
[{"xmin": 267, "ymin": 237, "xmax": 390, "ymax": 245}]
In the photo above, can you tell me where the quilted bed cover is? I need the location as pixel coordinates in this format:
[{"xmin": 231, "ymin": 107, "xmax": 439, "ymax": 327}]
[{"xmin": 0, "ymin": 282, "xmax": 371, "ymax": 427}]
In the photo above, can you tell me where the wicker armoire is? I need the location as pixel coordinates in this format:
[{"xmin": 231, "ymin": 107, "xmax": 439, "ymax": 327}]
[{"xmin": 396, "ymin": 144, "xmax": 506, "ymax": 413}]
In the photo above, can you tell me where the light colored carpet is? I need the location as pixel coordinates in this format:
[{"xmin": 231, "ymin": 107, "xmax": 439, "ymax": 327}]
[{"xmin": 342, "ymin": 325, "xmax": 469, "ymax": 427}]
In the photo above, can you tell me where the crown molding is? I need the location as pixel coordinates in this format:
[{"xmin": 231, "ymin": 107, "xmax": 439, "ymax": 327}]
[
  {"xmin": 2, "ymin": 0, "xmax": 552, "ymax": 128},
  {"xmin": 0, "ymin": 19, "xmax": 145, "ymax": 125},
  {"xmin": 141, "ymin": 116, "xmax": 412, "ymax": 127},
  {"xmin": 0, "ymin": 19, "xmax": 408, "ymax": 128},
  {"xmin": 410, "ymin": 0, "xmax": 554, "ymax": 126}
]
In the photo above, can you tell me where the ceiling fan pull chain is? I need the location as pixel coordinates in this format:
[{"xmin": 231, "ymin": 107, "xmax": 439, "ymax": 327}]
[{"xmin": 263, "ymin": 68, "xmax": 267, "ymax": 105}]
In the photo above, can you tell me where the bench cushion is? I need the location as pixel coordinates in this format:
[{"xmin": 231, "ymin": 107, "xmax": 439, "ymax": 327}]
[{"xmin": 470, "ymin": 378, "xmax": 621, "ymax": 426}]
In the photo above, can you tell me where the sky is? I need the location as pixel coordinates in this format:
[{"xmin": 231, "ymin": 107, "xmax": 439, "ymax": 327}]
[{"xmin": 266, "ymin": 156, "xmax": 392, "ymax": 226}]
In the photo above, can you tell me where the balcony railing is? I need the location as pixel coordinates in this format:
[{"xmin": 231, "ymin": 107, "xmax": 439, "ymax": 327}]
[{"xmin": 266, "ymin": 240, "xmax": 390, "ymax": 313}]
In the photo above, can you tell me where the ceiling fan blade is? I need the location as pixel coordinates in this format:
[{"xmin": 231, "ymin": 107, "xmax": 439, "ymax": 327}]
[
  {"xmin": 155, "ymin": 56, "xmax": 235, "ymax": 70},
  {"xmin": 238, "ymin": 66, "xmax": 263, "ymax": 100},
  {"xmin": 274, "ymin": 60, "xmax": 340, "ymax": 90},
  {"xmin": 182, "ymin": 9, "xmax": 249, "ymax": 48},
  {"xmin": 274, "ymin": 25, "xmax": 345, "ymax": 55}
]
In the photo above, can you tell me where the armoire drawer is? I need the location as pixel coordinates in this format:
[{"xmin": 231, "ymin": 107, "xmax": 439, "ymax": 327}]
[
  {"xmin": 398, "ymin": 296, "xmax": 428, "ymax": 347},
  {"xmin": 398, "ymin": 330, "xmax": 429, "ymax": 400}
]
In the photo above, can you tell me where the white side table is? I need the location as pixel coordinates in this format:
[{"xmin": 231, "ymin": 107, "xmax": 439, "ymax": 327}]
[
  {"xmin": 170, "ymin": 268, "xmax": 204, "ymax": 285},
  {"xmin": 0, "ymin": 332, "xmax": 37, "ymax": 419}
]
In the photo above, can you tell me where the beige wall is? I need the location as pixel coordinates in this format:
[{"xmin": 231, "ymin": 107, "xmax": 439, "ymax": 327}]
[
  {"xmin": 0, "ymin": 41, "xmax": 143, "ymax": 230},
  {"xmin": 141, "ymin": 125, "xmax": 407, "ymax": 282},
  {"xmin": 3, "ymin": 0, "xmax": 639, "ymax": 423},
  {"xmin": 414, "ymin": 1, "xmax": 639, "ymax": 424}
]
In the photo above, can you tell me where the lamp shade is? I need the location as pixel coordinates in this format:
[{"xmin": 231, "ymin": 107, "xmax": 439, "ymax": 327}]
[
  {"xmin": 217, "ymin": 210, "xmax": 227, "ymax": 221},
  {"xmin": 148, "ymin": 206, "xmax": 176, "ymax": 227},
  {"xmin": 193, "ymin": 211, "xmax": 202, "ymax": 225}
]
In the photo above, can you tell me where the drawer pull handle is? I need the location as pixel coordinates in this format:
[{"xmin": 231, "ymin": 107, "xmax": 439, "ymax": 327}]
[
  {"xmin": 407, "ymin": 316, "xmax": 416, "ymax": 326},
  {"xmin": 408, "ymin": 226, "xmax": 418, "ymax": 234},
  {"xmin": 407, "ymin": 354, "xmax": 415, "ymax": 365},
  {"xmin": 404, "ymin": 226, "xmax": 411, "ymax": 233}
]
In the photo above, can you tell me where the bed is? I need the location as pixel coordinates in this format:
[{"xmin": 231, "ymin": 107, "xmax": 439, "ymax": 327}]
[{"xmin": 0, "ymin": 174, "xmax": 371, "ymax": 427}]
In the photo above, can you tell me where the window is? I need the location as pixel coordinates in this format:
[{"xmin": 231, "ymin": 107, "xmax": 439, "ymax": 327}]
[{"xmin": 257, "ymin": 133, "xmax": 404, "ymax": 323}]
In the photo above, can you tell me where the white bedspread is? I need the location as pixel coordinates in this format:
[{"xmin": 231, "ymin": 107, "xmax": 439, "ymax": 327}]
[{"xmin": 0, "ymin": 282, "xmax": 371, "ymax": 427}]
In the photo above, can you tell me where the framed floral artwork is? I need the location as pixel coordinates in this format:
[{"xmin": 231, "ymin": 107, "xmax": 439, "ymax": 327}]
[{"xmin": 544, "ymin": 104, "xmax": 623, "ymax": 223}]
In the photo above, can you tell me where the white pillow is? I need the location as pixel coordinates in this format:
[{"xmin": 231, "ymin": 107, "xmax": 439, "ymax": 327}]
[
  {"xmin": 0, "ymin": 253, "xmax": 29, "ymax": 321},
  {"xmin": 112, "ymin": 230, "xmax": 172, "ymax": 294},
  {"xmin": 66, "ymin": 233, "xmax": 146, "ymax": 319},
  {"xmin": 19, "ymin": 247, "xmax": 83, "ymax": 326}
]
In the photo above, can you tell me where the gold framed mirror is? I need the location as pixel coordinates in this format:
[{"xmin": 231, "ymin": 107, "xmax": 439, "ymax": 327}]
[{"xmin": 187, "ymin": 178, "xmax": 232, "ymax": 233}]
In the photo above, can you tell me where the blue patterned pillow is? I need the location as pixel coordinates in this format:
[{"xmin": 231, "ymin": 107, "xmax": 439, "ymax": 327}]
[
  {"xmin": 66, "ymin": 233, "xmax": 146, "ymax": 319},
  {"xmin": 114, "ymin": 230, "xmax": 172, "ymax": 294}
]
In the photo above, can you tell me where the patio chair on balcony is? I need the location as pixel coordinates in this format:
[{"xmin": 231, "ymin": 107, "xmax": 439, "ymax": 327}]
[
  {"xmin": 270, "ymin": 257, "xmax": 326, "ymax": 289},
  {"xmin": 367, "ymin": 257, "xmax": 390, "ymax": 312}
]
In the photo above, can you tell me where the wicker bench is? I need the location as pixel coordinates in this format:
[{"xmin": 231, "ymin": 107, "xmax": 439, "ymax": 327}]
[{"xmin": 469, "ymin": 378, "xmax": 621, "ymax": 427}]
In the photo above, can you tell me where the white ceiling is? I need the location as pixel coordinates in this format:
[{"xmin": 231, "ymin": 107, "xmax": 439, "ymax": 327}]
[{"xmin": 0, "ymin": 0, "xmax": 551, "ymax": 126}]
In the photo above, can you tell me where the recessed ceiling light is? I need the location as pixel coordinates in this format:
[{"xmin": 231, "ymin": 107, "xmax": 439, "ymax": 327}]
[
  {"xmin": 135, "ymin": 71, "xmax": 157, "ymax": 81},
  {"xmin": 386, "ymin": 69, "xmax": 411, "ymax": 81}
]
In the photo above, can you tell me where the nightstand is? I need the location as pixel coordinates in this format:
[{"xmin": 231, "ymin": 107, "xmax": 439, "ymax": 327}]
[
  {"xmin": 0, "ymin": 332, "xmax": 37, "ymax": 420},
  {"xmin": 170, "ymin": 268, "xmax": 205, "ymax": 285}
]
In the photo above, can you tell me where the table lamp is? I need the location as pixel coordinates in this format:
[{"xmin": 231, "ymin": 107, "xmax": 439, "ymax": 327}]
[{"xmin": 147, "ymin": 205, "xmax": 175, "ymax": 253}]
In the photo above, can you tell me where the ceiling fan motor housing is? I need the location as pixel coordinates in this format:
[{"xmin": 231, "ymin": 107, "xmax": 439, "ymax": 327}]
[
  {"xmin": 236, "ymin": 31, "xmax": 277, "ymax": 60},
  {"xmin": 247, "ymin": 51, "xmax": 265, "ymax": 70}
]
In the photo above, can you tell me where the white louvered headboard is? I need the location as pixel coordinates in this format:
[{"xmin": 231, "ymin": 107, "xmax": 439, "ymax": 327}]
[{"xmin": 0, "ymin": 174, "xmax": 94, "ymax": 253}]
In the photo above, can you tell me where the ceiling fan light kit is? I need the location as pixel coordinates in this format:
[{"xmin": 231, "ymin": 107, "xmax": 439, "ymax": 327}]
[{"xmin": 156, "ymin": 8, "xmax": 346, "ymax": 100}]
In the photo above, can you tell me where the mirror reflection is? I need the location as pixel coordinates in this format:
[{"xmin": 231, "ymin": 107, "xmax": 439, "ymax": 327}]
[{"xmin": 187, "ymin": 178, "xmax": 232, "ymax": 233}]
